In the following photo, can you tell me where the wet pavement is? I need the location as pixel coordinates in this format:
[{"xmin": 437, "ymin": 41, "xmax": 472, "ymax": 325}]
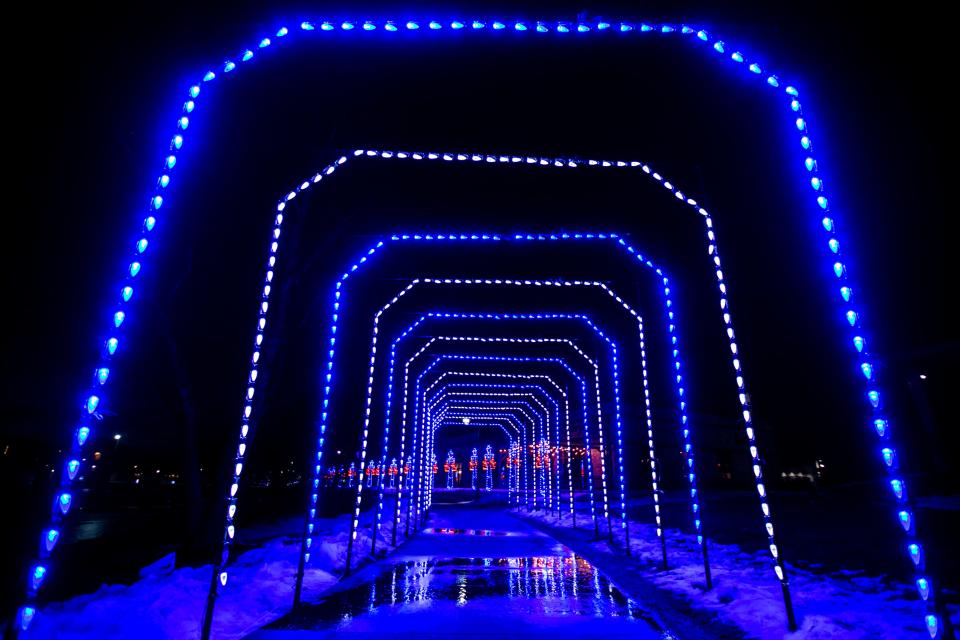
[{"xmin": 248, "ymin": 500, "xmax": 677, "ymax": 638}]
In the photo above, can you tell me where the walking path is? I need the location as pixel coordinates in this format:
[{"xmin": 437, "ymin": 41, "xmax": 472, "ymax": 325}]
[{"xmin": 248, "ymin": 497, "xmax": 676, "ymax": 638}]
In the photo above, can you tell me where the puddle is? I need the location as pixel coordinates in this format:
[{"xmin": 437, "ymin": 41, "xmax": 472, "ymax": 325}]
[
  {"xmin": 268, "ymin": 555, "xmax": 673, "ymax": 638},
  {"xmin": 421, "ymin": 527, "xmax": 519, "ymax": 537}
]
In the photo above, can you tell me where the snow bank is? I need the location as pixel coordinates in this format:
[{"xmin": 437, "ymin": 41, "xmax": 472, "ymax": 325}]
[
  {"xmin": 27, "ymin": 535, "xmax": 335, "ymax": 639},
  {"xmin": 25, "ymin": 510, "xmax": 411, "ymax": 638},
  {"xmin": 532, "ymin": 510, "xmax": 957, "ymax": 639}
]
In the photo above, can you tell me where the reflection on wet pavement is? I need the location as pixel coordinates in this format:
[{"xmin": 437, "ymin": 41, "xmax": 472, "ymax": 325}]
[
  {"xmin": 421, "ymin": 527, "xmax": 517, "ymax": 536},
  {"xmin": 261, "ymin": 555, "xmax": 673, "ymax": 638}
]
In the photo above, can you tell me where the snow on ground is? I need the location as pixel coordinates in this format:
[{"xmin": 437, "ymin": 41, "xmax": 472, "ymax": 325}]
[
  {"xmin": 20, "ymin": 498, "xmax": 957, "ymax": 639},
  {"xmin": 24, "ymin": 509, "xmax": 412, "ymax": 639},
  {"xmin": 531, "ymin": 509, "xmax": 958, "ymax": 639}
]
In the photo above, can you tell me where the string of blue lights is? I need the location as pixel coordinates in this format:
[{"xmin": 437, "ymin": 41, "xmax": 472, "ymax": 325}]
[
  {"xmin": 427, "ymin": 385, "xmax": 562, "ymax": 513},
  {"xmin": 373, "ymin": 310, "xmax": 668, "ymax": 557},
  {"xmin": 397, "ymin": 370, "xmax": 572, "ymax": 535},
  {"xmin": 22, "ymin": 17, "xmax": 935, "ymax": 638},
  {"xmin": 405, "ymin": 337, "xmax": 611, "ymax": 532},
  {"xmin": 407, "ymin": 355, "xmax": 597, "ymax": 534}
]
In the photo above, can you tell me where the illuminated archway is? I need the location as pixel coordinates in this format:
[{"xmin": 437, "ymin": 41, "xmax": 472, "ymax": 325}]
[{"xmin": 20, "ymin": 19, "xmax": 936, "ymax": 639}]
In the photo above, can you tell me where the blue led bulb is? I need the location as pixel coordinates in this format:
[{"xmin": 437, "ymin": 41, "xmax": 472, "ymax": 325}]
[
  {"xmin": 30, "ymin": 566, "xmax": 47, "ymax": 591},
  {"xmin": 890, "ymin": 478, "xmax": 905, "ymax": 500},
  {"xmin": 43, "ymin": 529, "xmax": 60, "ymax": 553},
  {"xmin": 873, "ymin": 418, "xmax": 887, "ymax": 437}
]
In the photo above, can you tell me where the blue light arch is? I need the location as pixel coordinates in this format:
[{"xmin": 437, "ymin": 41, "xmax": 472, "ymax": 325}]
[
  {"xmin": 373, "ymin": 311, "xmax": 670, "ymax": 557},
  {"xmin": 19, "ymin": 17, "xmax": 939, "ymax": 639}
]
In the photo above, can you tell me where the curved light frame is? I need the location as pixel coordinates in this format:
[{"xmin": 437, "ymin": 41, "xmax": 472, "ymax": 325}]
[
  {"xmin": 352, "ymin": 276, "xmax": 705, "ymax": 593},
  {"xmin": 404, "ymin": 336, "xmax": 613, "ymax": 532},
  {"xmin": 386, "ymin": 311, "xmax": 666, "ymax": 540},
  {"xmin": 428, "ymin": 395, "xmax": 552, "ymax": 507},
  {"xmin": 23, "ymin": 19, "xmax": 934, "ymax": 637},
  {"xmin": 364, "ymin": 306, "xmax": 653, "ymax": 563},
  {"xmin": 344, "ymin": 283, "xmax": 641, "ymax": 556},
  {"xmin": 378, "ymin": 370, "xmax": 570, "ymax": 544},
  {"xmin": 429, "ymin": 402, "xmax": 542, "ymax": 503},
  {"xmin": 430, "ymin": 417, "xmax": 521, "ymax": 504},
  {"xmin": 409, "ymin": 355, "xmax": 597, "ymax": 533},
  {"xmin": 411, "ymin": 371, "xmax": 574, "ymax": 527},
  {"xmin": 348, "ymin": 276, "xmax": 661, "ymax": 559},
  {"xmin": 428, "ymin": 386, "xmax": 562, "ymax": 509}
]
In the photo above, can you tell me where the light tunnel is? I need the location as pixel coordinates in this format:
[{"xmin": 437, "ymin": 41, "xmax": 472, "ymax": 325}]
[{"xmin": 13, "ymin": 15, "xmax": 945, "ymax": 640}]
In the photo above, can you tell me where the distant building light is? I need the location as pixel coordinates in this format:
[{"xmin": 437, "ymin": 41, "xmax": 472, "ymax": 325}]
[
  {"xmin": 919, "ymin": 374, "xmax": 927, "ymax": 380},
  {"xmin": 113, "ymin": 434, "xmax": 122, "ymax": 441}
]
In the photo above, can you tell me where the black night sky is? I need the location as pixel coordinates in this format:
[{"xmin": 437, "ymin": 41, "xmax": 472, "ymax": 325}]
[{"xmin": 2, "ymin": 0, "xmax": 956, "ymax": 627}]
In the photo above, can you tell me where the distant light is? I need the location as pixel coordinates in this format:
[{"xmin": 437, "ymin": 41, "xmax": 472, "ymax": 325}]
[
  {"xmin": 919, "ymin": 374, "xmax": 927, "ymax": 380},
  {"xmin": 113, "ymin": 434, "xmax": 122, "ymax": 441}
]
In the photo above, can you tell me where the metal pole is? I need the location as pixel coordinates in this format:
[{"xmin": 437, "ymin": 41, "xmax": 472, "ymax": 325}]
[
  {"xmin": 779, "ymin": 568, "xmax": 797, "ymax": 632},
  {"xmin": 660, "ymin": 531, "xmax": 669, "ymax": 570},
  {"xmin": 199, "ymin": 566, "xmax": 220, "ymax": 640},
  {"xmin": 624, "ymin": 518, "xmax": 632, "ymax": 556},
  {"xmin": 343, "ymin": 465, "xmax": 364, "ymax": 578},
  {"xmin": 371, "ymin": 465, "xmax": 384, "ymax": 558},
  {"xmin": 391, "ymin": 475, "xmax": 401, "ymax": 545},
  {"xmin": 701, "ymin": 536, "xmax": 713, "ymax": 591},
  {"xmin": 292, "ymin": 507, "xmax": 311, "ymax": 608},
  {"xmin": 589, "ymin": 449, "xmax": 600, "ymax": 538}
]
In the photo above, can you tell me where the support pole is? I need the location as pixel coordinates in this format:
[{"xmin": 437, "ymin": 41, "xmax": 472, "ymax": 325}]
[
  {"xmin": 391, "ymin": 476, "xmax": 401, "ymax": 546},
  {"xmin": 701, "ymin": 536, "xmax": 713, "ymax": 591},
  {"xmin": 291, "ymin": 471, "xmax": 316, "ymax": 609},
  {"xmin": 660, "ymin": 531, "xmax": 669, "ymax": 570},
  {"xmin": 624, "ymin": 518, "xmax": 632, "ymax": 557},
  {"xmin": 779, "ymin": 572, "xmax": 797, "ymax": 632}
]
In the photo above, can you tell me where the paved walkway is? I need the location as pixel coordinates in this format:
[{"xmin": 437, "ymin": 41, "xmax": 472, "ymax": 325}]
[{"xmin": 248, "ymin": 498, "xmax": 674, "ymax": 638}]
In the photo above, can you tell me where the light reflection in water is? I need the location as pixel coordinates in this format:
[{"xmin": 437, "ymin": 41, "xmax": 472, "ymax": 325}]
[
  {"xmin": 422, "ymin": 527, "xmax": 515, "ymax": 536},
  {"xmin": 457, "ymin": 573, "xmax": 468, "ymax": 606},
  {"xmin": 296, "ymin": 553, "xmax": 654, "ymax": 631}
]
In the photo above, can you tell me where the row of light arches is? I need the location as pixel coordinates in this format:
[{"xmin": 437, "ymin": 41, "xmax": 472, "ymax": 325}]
[{"xmin": 18, "ymin": 18, "xmax": 941, "ymax": 640}]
